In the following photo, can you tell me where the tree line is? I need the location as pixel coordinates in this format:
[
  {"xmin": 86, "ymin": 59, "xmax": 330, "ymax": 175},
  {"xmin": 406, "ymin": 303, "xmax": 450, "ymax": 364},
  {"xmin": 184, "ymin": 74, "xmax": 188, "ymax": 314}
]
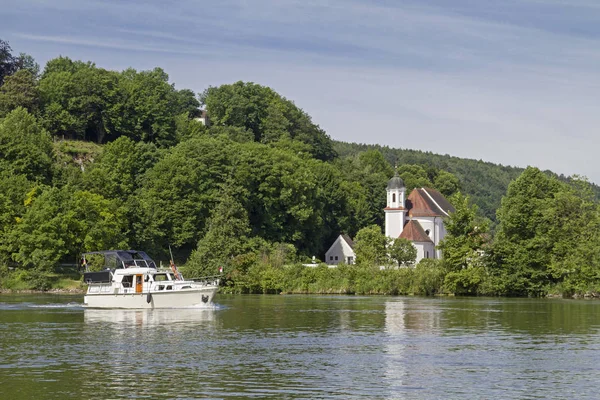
[{"xmin": 0, "ymin": 39, "xmax": 598, "ymax": 297}]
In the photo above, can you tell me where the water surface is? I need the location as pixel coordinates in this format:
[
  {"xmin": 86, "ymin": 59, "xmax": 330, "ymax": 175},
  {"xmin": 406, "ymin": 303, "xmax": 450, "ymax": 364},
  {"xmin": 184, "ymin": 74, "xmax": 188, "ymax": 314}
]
[{"xmin": 1, "ymin": 294, "xmax": 599, "ymax": 399}]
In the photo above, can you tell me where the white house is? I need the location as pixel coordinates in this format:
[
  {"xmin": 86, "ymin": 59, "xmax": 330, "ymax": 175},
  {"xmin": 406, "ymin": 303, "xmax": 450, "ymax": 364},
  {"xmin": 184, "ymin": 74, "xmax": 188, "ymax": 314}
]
[
  {"xmin": 325, "ymin": 234, "xmax": 355, "ymax": 265},
  {"xmin": 385, "ymin": 170, "xmax": 454, "ymax": 262},
  {"xmin": 194, "ymin": 110, "xmax": 210, "ymax": 126}
]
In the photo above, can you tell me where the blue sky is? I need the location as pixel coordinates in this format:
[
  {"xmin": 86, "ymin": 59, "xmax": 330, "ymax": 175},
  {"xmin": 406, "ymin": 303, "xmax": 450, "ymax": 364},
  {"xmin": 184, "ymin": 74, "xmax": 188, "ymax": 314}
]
[{"xmin": 3, "ymin": 0, "xmax": 600, "ymax": 182}]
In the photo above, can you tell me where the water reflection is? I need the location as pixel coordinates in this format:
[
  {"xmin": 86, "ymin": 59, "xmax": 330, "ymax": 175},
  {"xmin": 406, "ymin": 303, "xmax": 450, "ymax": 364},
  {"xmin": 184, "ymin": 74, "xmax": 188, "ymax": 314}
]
[
  {"xmin": 3, "ymin": 294, "xmax": 600, "ymax": 399},
  {"xmin": 83, "ymin": 307, "xmax": 217, "ymax": 327}
]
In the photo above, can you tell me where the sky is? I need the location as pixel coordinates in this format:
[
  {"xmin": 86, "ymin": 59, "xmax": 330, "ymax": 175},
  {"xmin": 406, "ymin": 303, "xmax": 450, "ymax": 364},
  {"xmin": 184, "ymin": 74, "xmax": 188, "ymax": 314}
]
[{"xmin": 2, "ymin": 0, "xmax": 600, "ymax": 182}]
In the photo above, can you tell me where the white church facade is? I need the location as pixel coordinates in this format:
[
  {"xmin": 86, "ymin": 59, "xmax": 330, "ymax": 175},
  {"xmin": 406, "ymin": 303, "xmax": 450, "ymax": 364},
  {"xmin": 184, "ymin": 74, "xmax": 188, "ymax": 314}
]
[
  {"xmin": 324, "ymin": 170, "xmax": 454, "ymax": 265},
  {"xmin": 385, "ymin": 171, "xmax": 454, "ymax": 262}
]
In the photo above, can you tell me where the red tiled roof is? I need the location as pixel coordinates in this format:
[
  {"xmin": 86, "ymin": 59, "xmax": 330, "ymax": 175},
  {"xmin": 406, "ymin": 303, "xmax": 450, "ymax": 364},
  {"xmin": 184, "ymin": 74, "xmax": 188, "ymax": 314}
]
[
  {"xmin": 399, "ymin": 220, "xmax": 433, "ymax": 243},
  {"xmin": 406, "ymin": 188, "xmax": 455, "ymax": 217}
]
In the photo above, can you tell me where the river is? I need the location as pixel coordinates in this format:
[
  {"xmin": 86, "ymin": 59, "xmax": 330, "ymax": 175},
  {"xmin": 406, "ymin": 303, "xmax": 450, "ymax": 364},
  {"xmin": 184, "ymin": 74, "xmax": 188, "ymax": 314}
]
[{"xmin": 0, "ymin": 294, "xmax": 599, "ymax": 399}]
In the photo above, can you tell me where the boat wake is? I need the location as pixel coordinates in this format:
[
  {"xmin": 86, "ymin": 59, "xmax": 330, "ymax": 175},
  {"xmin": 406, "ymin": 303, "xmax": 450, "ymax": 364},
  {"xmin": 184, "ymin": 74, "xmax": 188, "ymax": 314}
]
[{"xmin": 30, "ymin": 302, "xmax": 84, "ymax": 309}]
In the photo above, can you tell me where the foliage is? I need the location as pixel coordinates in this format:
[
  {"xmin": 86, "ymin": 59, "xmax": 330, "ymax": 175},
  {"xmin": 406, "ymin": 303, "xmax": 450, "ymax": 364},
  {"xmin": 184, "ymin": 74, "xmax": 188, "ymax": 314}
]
[
  {"xmin": 202, "ymin": 81, "xmax": 336, "ymax": 161},
  {"xmin": 0, "ymin": 107, "xmax": 54, "ymax": 182},
  {"xmin": 5, "ymin": 186, "xmax": 128, "ymax": 272},
  {"xmin": 389, "ymin": 237, "xmax": 417, "ymax": 266},
  {"xmin": 438, "ymin": 192, "xmax": 489, "ymax": 272},
  {"xmin": 0, "ymin": 69, "xmax": 40, "ymax": 117},
  {"xmin": 354, "ymin": 225, "xmax": 389, "ymax": 267},
  {"xmin": 186, "ymin": 183, "xmax": 253, "ymax": 277},
  {"xmin": 39, "ymin": 58, "xmax": 120, "ymax": 143},
  {"xmin": 412, "ymin": 259, "xmax": 447, "ymax": 296},
  {"xmin": 0, "ymin": 39, "xmax": 18, "ymax": 85},
  {"xmin": 2, "ymin": 43, "xmax": 600, "ymax": 297}
]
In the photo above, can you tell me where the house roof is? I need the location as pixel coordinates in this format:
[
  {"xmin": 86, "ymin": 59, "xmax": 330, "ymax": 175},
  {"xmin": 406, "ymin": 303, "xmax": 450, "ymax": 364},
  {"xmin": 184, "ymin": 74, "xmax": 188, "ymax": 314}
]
[
  {"xmin": 406, "ymin": 188, "xmax": 455, "ymax": 217},
  {"xmin": 399, "ymin": 220, "xmax": 433, "ymax": 243},
  {"xmin": 341, "ymin": 234, "xmax": 355, "ymax": 249}
]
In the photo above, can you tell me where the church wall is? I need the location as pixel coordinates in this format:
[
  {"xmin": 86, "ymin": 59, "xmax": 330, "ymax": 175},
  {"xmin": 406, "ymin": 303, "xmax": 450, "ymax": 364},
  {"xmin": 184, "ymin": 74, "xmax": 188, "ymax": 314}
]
[
  {"xmin": 411, "ymin": 216, "xmax": 447, "ymax": 259},
  {"xmin": 413, "ymin": 241, "xmax": 435, "ymax": 263},
  {"xmin": 385, "ymin": 210, "xmax": 405, "ymax": 238}
]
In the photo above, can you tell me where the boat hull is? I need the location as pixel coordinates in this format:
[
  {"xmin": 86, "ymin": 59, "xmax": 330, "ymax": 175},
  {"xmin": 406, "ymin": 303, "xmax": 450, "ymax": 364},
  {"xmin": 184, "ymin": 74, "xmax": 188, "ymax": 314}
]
[{"xmin": 83, "ymin": 286, "xmax": 218, "ymax": 309}]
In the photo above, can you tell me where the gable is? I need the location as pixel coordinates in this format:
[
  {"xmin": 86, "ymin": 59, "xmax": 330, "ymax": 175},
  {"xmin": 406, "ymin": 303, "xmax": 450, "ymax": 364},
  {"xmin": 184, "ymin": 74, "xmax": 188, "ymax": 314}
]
[
  {"xmin": 399, "ymin": 220, "xmax": 433, "ymax": 243},
  {"xmin": 406, "ymin": 188, "xmax": 455, "ymax": 217}
]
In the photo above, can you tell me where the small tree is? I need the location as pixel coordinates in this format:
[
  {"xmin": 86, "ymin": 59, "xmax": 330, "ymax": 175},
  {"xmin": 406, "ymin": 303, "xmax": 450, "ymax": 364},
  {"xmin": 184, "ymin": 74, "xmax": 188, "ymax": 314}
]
[
  {"xmin": 389, "ymin": 237, "xmax": 417, "ymax": 267},
  {"xmin": 354, "ymin": 225, "xmax": 389, "ymax": 267}
]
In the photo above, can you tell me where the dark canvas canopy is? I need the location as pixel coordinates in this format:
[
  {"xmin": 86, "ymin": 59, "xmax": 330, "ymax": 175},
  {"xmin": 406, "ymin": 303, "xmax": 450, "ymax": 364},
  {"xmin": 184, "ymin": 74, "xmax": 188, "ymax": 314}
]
[{"xmin": 82, "ymin": 250, "xmax": 157, "ymax": 270}]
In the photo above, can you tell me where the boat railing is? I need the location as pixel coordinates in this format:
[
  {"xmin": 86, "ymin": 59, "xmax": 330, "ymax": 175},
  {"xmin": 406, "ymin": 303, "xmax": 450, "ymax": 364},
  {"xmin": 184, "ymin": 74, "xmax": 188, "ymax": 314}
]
[
  {"xmin": 189, "ymin": 275, "xmax": 222, "ymax": 285},
  {"xmin": 122, "ymin": 259, "xmax": 157, "ymax": 269}
]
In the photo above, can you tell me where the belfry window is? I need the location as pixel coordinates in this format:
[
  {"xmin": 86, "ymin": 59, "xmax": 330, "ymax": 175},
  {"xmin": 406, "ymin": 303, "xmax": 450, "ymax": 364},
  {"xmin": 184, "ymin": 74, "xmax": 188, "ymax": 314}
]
[{"xmin": 392, "ymin": 193, "xmax": 396, "ymax": 203}]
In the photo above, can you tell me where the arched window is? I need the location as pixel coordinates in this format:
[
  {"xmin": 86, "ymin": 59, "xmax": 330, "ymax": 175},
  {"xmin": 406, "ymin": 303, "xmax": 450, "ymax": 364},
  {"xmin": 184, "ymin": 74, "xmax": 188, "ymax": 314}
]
[{"xmin": 392, "ymin": 193, "xmax": 396, "ymax": 203}]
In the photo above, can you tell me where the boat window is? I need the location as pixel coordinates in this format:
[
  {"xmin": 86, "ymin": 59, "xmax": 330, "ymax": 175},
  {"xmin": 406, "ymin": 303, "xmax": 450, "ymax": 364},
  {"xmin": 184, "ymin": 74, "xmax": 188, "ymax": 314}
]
[
  {"xmin": 122, "ymin": 275, "xmax": 133, "ymax": 288},
  {"xmin": 166, "ymin": 286, "xmax": 173, "ymax": 290},
  {"xmin": 153, "ymin": 274, "xmax": 168, "ymax": 281},
  {"xmin": 104, "ymin": 254, "xmax": 119, "ymax": 269}
]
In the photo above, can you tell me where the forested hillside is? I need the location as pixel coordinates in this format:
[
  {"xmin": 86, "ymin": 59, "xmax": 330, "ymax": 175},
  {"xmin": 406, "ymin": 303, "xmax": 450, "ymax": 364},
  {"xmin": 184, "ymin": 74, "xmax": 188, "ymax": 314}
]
[
  {"xmin": 1, "ymin": 39, "xmax": 599, "ymax": 297},
  {"xmin": 334, "ymin": 142, "xmax": 600, "ymax": 222}
]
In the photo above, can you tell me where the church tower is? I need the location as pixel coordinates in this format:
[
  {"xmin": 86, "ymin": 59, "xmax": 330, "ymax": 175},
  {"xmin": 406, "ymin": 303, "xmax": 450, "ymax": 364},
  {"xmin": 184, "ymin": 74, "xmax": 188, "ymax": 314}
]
[{"xmin": 384, "ymin": 169, "xmax": 406, "ymax": 239}]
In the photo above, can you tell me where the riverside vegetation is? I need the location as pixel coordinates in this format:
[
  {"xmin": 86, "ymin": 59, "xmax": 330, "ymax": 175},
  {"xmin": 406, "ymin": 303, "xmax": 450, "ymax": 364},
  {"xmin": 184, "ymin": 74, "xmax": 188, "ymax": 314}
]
[{"xmin": 1, "ymin": 39, "xmax": 599, "ymax": 297}]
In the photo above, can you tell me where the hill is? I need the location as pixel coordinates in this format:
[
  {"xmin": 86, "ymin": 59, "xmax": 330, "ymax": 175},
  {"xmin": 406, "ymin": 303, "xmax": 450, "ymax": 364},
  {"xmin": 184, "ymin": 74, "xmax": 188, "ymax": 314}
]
[{"xmin": 334, "ymin": 141, "xmax": 600, "ymax": 222}]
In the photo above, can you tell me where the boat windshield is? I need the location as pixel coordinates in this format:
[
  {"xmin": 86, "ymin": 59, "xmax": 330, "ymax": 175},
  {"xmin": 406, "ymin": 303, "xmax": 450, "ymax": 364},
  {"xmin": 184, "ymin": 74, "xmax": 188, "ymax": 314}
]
[
  {"xmin": 82, "ymin": 250, "xmax": 157, "ymax": 270},
  {"xmin": 117, "ymin": 251, "xmax": 157, "ymax": 269}
]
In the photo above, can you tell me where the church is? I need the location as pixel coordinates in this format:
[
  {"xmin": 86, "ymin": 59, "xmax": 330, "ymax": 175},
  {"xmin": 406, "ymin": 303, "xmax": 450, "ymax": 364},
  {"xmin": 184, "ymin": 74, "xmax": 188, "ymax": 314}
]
[
  {"xmin": 325, "ymin": 170, "xmax": 455, "ymax": 265},
  {"xmin": 384, "ymin": 170, "xmax": 454, "ymax": 262}
]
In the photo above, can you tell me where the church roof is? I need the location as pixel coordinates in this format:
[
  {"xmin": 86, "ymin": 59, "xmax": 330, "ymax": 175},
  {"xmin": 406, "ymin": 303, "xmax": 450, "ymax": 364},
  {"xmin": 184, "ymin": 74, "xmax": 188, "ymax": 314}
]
[
  {"xmin": 387, "ymin": 171, "xmax": 405, "ymax": 189},
  {"xmin": 406, "ymin": 188, "xmax": 455, "ymax": 217},
  {"xmin": 399, "ymin": 220, "xmax": 433, "ymax": 243}
]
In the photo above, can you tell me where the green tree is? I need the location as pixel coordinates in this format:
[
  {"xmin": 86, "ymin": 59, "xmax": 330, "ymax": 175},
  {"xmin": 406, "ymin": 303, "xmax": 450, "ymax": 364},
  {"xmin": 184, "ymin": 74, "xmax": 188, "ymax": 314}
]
[
  {"xmin": 434, "ymin": 170, "xmax": 461, "ymax": 197},
  {"xmin": 186, "ymin": 184, "xmax": 252, "ymax": 276},
  {"xmin": 15, "ymin": 53, "xmax": 40, "ymax": 78},
  {"xmin": 397, "ymin": 164, "xmax": 432, "ymax": 192},
  {"xmin": 545, "ymin": 177, "xmax": 600, "ymax": 295},
  {"xmin": 134, "ymin": 137, "xmax": 232, "ymax": 257},
  {"xmin": 0, "ymin": 39, "xmax": 18, "ymax": 85},
  {"xmin": 84, "ymin": 136, "xmax": 160, "ymax": 202},
  {"xmin": 0, "ymin": 69, "xmax": 40, "ymax": 117},
  {"xmin": 492, "ymin": 167, "xmax": 562, "ymax": 295},
  {"xmin": 6, "ymin": 186, "xmax": 128, "ymax": 272},
  {"xmin": 389, "ymin": 237, "xmax": 417, "ymax": 266},
  {"xmin": 202, "ymin": 81, "xmax": 335, "ymax": 160},
  {"xmin": 113, "ymin": 67, "xmax": 180, "ymax": 146},
  {"xmin": 39, "ymin": 59, "xmax": 119, "ymax": 143},
  {"xmin": 0, "ymin": 172, "xmax": 35, "ymax": 264},
  {"xmin": 0, "ymin": 107, "xmax": 53, "ymax": 182},
  {"xmin": 354, "ymin": 225, "xmax": 389, "ymax": 266},
  {"xmin": 438, "ymin": 193, "xmax": 489, "ymax": 271}
]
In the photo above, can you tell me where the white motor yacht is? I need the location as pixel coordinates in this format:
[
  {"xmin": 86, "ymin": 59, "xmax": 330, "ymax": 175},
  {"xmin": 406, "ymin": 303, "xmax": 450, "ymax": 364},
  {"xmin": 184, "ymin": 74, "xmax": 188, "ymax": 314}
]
[{"xmin": 82, "ymin": 250, "xmax": 219, "ymax": 309}]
